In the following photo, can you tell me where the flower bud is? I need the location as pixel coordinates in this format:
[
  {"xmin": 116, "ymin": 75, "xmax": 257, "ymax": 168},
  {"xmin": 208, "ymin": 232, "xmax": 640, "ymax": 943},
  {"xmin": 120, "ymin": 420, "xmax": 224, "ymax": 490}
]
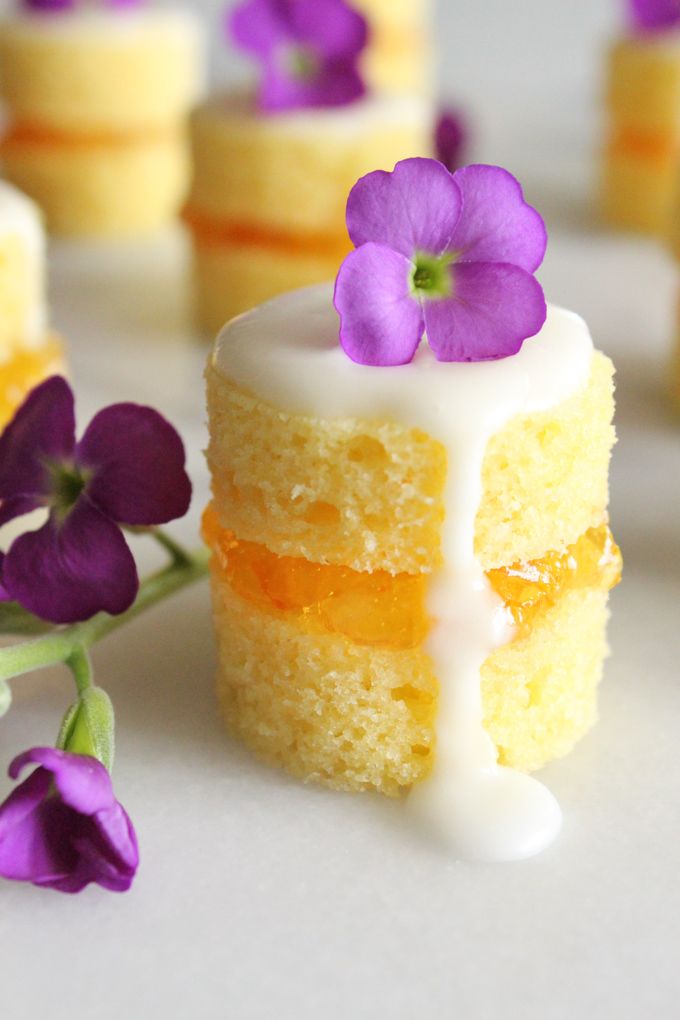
[{"xmin": 57, "ymin": 687, "xmax": 115, "ymax": 772}]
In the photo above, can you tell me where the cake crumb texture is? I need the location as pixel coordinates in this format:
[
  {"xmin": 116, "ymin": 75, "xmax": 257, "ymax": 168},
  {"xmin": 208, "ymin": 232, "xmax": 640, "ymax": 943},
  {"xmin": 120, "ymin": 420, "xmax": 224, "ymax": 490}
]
[
  {"xmin": 206, "ymin": 351, "xmax": 615, "ymax": 573},
  {"xmin": 212, "ymin": 575, "xmax": 609, "ymax": 795}
]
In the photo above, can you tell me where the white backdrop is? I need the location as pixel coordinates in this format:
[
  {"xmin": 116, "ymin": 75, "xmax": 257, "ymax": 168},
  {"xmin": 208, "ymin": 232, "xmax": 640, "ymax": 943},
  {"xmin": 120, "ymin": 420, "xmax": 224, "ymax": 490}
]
[{"xmin": 2, "ymin": 3, "xmax": 680, "ymax": 1020}]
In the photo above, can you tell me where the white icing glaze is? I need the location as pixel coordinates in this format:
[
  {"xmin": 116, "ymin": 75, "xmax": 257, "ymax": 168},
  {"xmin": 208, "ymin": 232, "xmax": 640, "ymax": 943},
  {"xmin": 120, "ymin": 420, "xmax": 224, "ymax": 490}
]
[
  {"xmin": 213, "ymin": 283, "xmax": 594, "ymax": 861},
  {"xmin": 0, "ymin": 181, "xmax": 46, "ymax": 357},
  {"xmin": 207, "ymin": 89, "xmax": 433, "ymax": 139}
]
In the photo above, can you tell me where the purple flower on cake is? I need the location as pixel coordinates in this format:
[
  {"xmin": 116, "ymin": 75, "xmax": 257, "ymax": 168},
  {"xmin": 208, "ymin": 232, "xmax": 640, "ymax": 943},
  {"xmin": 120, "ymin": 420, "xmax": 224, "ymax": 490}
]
[
  {"xmin": 435, "ymin": 109, "xmax": 468, "ymax": 173},
  {"xmin": 334, "ymin": 158, "xmax": 547, "ymax": 366},
  {"xmin": 628, "ymin": 0, "xmax": 680, "ymax": 31},
  {"xmin": 0, "ymin": 376, "xmax": 191, "ymax": 624},
  {"xmin": 0, "ymin": 748, "xmax": 138, "ymax": 894},
  {"xmin": 229, "ymin": 0, "xmax": 368, "ymax": 112}
]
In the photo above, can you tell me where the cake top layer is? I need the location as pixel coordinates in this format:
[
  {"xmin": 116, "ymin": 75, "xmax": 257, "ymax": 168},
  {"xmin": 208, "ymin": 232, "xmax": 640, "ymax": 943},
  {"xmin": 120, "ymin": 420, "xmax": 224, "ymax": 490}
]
[
  {"xmin": 0, "ymin": 180, "xmax": 46, "ymax": 351},
  {"xmin": 213, "ymin": 283, "xmax": 594, "ymax": 436},
  {"xmin": 197, "ymin": 88, "xmax": 431, "ymax": 134},
  {"xmin": 2, "ymin": 6, "xmax": 203, "ymax": 41}
]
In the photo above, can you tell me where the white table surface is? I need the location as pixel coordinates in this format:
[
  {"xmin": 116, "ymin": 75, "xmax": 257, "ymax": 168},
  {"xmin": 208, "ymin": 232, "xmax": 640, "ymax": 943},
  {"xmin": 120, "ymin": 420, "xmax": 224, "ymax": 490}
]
[{"xmin": 2, "ymin": 2, "xmax": 680, "ymax": 1018}]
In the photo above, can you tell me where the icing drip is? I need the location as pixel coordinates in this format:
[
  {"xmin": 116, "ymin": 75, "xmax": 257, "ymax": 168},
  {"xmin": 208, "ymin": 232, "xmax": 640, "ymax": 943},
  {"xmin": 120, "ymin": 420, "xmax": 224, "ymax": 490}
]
[{"xmin": 213, "ymin": 283, "xmax": 594, "ymax": 861}]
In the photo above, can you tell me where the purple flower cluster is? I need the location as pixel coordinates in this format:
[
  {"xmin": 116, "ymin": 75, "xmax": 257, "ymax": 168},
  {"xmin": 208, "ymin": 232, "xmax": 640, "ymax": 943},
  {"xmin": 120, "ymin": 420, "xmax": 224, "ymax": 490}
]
[
  {"xmin": 229, "ymin": 0, "xmax": 368, "ymax": 112},
  {"xmin": 334, "ymin": 157, "xmax": 547, "ymax": 366},
  {"xmin": 0, "ymin": 749, "xmax": 137, "ymax": 894},
  {"xmin": 0, "ymin": 376, "xmax": 191, "ymax": 624}
]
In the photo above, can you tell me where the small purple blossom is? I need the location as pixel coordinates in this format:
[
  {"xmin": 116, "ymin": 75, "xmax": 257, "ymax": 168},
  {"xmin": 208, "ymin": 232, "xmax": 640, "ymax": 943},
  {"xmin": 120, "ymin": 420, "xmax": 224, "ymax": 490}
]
[
  {"xmin": 628, "ymin": 0, "xmax": 680, "ymax": 31},
  {"xmin": 0, "ymin": 748, "xmax": 138, "ymax": 894},
  {"xmin": 333, "ymin": 158, "xmax": 548, "ymax": 366},
  {"xmin": 0, "ymin": 376, "xmax": 191, "ymax": 624},
  {"xmin": 22, "ymin": 0, "xmax": 142, "ymax": 11},
  {"xmin": 229, "ymin": 0, "xmax": 368, "ymax": 113},
  {"xmin": 435, "ymin": 109, "xmax": 468, "ymax": 174}
]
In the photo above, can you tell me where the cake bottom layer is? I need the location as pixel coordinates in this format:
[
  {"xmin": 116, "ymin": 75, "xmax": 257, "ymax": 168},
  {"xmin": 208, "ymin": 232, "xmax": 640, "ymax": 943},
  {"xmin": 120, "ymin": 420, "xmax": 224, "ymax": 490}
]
[
  {"xmin": 2, "ymin": 128, "xmax": 189, "ymax": 238},
  {"xmin": 190, "ymin": 232, "xmax": 350, "ymax": 336},
  {"xmin": 601, "ymin": 137, "xmax": 677, "ymax": 234},
  {"xmin": 0, "ymin": 334, "xmax": 64, "ymax": 427},
  {"xmin": 211, "ymin": 570, "xmax": 610, "ymax": 796}
]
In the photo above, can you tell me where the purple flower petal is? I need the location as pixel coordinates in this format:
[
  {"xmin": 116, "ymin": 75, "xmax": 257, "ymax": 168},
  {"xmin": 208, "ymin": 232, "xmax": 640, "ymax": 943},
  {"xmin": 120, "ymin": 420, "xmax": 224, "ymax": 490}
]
[
  {"xmin": 0, "ymin": 376, "xmax": 75, "ymax": 504},
  {"xmin": 424, "ymin": 261, "xmax": 547, "ymax": 362},
  {"xmin": 259, "ymin": 61, "xmax": 365, "ymax": 112},
  {"xmin": 629, "ymin": 0, "xmax": 680, "ymax": 31},
  {"xmin": 346, "ymin": 158, "xmax": 463, "ymax": 258},
  {"xmin": 334, "ymin": 243, "xmax": 424, "ymax": 366},
  {"xmin": 76, "ymin": 403, "xmax": 192, "ymax": 526},
  {"xmin": 11, "ymin": 748, "xmax": 114, "ymax": 814},
  {"xmin": 285, "ymin": 0, "xmax": 368, "ymax": 60},
  {"xmin": 435, "ymin": 109, "xmax": 468, "ymax": 173},
  {"xmin": 0, "ymin": 494, "xmax": 41, "ymax": 529},
  {"xmin": 1, "ymin": 749, "xmax": 139, "ymax": 894},
  {"xmin": 449, "ymin": 165, "xmax": 547, "ymax": 273},
  {"xmin": 2, "ymin": 498, "xmax": 138, "ymax": 624},
  {"xmin": 229, "ymin": 0, "xmax": 285, "ymax": 57}
]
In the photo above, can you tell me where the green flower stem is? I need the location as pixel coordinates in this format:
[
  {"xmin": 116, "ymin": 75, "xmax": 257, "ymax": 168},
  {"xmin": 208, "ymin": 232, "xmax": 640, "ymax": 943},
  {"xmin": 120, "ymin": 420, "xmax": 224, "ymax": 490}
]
[
  {"xmin": 0, "ymin": 545, "xmax": 210, "ymax": 685},
  {"xmin": 67, "ymin": 645, "xmax": 94, "ymax": 696}
]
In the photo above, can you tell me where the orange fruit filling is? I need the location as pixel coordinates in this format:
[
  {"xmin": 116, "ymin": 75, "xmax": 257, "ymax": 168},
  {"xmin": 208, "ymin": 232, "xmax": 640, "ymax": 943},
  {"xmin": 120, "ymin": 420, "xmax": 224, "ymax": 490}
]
[
  {"xmin": 202, "ymin": 506, "xmax": 621, "ymax": 650},
  {"xmin": 0, "ymin": 338, "xmax": 63, "ymax": 427},
  {"xmin": 183, "ymin": 206, "xmax": 351, "ymax": 260},
  {"xmin": 1, "ymin": 121, "xmax": 172, "ymax": 152},
  {"xmin": 609, "ymin": 128, "xmax": 677, "ymax": 162}
]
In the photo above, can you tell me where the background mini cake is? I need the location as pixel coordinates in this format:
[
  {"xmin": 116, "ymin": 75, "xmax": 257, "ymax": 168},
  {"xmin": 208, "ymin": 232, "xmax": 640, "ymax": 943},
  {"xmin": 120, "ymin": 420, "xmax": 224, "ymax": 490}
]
[
  {"xmin": 0, "ymin": 6, "xmax": 205, "ymax": 238},
  {"xmin": 602, "ymin": 24, "xmax": 680, "ymax": 233},
  {"xmin": 204, "ymin": 285, "xmax": 619, "ymax": 809},
  {"xmin": 0, "ymin": 181, "xmax": 62, "ymax": 426},
  {"xmin": 186, "ymin": 92, "xmax": 434, "ymax": 335},
  {"xmin": 352, "ymin": 0, "xmax": 434, "ymax": 95}
]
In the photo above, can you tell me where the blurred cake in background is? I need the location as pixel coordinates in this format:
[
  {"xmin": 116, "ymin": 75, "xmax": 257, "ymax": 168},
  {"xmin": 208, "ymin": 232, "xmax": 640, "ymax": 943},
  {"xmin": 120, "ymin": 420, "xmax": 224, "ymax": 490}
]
[
  {"xmin": 0, "ymin": 3, "xmax": 205, "ymax": 238},
  {"xmin": 602, "ymin": 0, "xmax": 680, "ymax": 233},
  {"xmin": 185, "ymin": 0, "xmax": 433, "ymax": 336},
  {"xmin": 0, "ymin": 181, "xmax": 63, "ymax": 426},
  {"xmin": 353, "ymin": 0, "xmax": 434, "ymax": 96}
]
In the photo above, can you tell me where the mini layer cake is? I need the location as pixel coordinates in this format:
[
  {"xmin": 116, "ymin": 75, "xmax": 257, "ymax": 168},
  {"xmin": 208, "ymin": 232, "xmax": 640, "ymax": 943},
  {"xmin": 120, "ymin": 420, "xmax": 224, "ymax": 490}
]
[
  {"xmin": 0, "ymin": 8, "xmax": 204, "ymax": 238},
  {"xmin": 0, "ymin": 181, "xmax": 63, "ymax": 426},
  {"xmin": 186, "ymin": 93, "xmax": 433, "ymax": 334},
  {"xmin": 602, "ymin": 32, "xmax": 680, "ymax": 233},
  {"xmin": 352, "ymin": 0, "xmax": 434, "ymax": 95},
  {"xmin": 205, "ymin": 286, "xmax": 619, "ymax": 832}
]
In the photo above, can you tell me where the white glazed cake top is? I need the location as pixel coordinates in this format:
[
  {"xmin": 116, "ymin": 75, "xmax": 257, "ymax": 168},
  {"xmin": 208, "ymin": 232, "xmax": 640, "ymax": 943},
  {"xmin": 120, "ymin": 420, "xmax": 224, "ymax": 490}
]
[
  {"xmin": 213, "ymin": 283, "xmax": 594, "ymax": 862},
  {"xmin": 204, "ymin": 89, "xmax": 433, "ymax": 137},
  {"xmin": 0, "ymin": 180, "xmax": 46, "ymax": 352}
]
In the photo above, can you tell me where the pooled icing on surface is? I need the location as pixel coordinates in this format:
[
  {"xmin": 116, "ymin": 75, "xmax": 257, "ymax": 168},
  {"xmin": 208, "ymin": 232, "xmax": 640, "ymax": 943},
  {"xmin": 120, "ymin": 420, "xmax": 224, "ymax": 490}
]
[{"xmin": 213, "ymin": 283, "xmax": 594, "ymax": 861}]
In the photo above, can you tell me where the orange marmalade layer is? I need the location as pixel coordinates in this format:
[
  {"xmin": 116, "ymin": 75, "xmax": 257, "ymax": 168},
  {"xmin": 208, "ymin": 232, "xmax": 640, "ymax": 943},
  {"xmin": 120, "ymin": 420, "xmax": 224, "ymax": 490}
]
[
  {"xmin": 203, "ymin": 507, "xmax": 621, "ymax": 650},
  {"xmin": 2, "ymin": 122, "xmax": 173, "ymax": 152},
  {"xmin": 184, "ymin": 207, "xmax": 352, "ymax": 259},
  {"xmin": 0, "ymin": 338, "xmax": 63, "ymax": 426}
]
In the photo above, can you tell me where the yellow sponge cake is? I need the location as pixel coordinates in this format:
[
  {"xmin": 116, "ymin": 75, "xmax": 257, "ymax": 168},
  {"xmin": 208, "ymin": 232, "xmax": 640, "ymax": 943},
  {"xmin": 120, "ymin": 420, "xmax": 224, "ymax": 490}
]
[
  {"xmin": 0, "ymin": 8, "xmax": 204, "ymax": 237},
  {"xmin": 0, "ymin": 181, "xmax": 63, "ymax": 425},
  {"xmin": 205, "ymin": 283, "xmax": 619, "ymax": 858}
]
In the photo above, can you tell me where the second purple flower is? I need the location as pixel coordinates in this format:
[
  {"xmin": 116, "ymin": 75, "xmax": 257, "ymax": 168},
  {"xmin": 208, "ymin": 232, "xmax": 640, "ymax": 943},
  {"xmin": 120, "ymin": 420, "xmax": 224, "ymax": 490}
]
[{"xmin": 0, "ymin": 376, "xmax": 192, "ymax": 624}]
